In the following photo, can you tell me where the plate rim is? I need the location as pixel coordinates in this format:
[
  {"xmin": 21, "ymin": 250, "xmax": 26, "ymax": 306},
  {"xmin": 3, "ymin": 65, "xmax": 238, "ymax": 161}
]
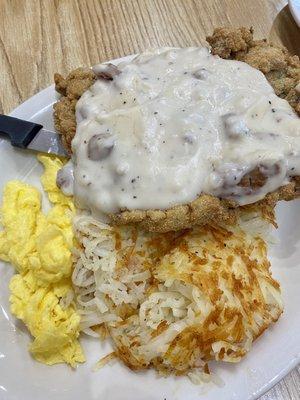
[{"xmin": 289, "ymin": 0, "xmax": 300, "ymax": 27}]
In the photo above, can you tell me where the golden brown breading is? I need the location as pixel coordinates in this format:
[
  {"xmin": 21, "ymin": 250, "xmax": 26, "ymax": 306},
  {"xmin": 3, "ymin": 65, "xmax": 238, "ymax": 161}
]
[
  {"xmin": 110, "ymin": 194, "xmax": 237, "ymax": 233},
  {"xmin": 205, "ymin": 27, "xmax": 254, "ymax": 59},
  {"xmin": 110, "ymin": 182, "xmax": 296, "ymax": 232},
  {"xmin": 53, "ymin": 68, "xmax": 96, "ymax": 154},
  {"xmin": 53, "ymin": 97, "xmax": 77, "ymax": 154},
  {"xmin": 207, "ymin": 27, "xmax": 300, "ymax": 115},
  {"xmin": 54, "ymin": 68, "xmax": 96, "ymax": 99},
  {"xmin": 53, "ymin": 28, "xmax": 300, "ymax": 232}
]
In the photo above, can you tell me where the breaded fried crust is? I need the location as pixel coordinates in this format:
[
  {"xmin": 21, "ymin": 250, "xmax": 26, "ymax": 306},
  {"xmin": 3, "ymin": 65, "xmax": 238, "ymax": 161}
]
[
  {"xmin": 53, "ymin": 28, "xmax": 300, "ymax": 232},
  {"xmin": 206, "ymin": 27, "xmax": 300, "ymax": 114},
  {"xmin": 53, "ymin": 68, "xmax": 96, "ymax": 154},
  {"xmin": 109, "ymin": 183, "xmax": 297, "ymax": 232}
]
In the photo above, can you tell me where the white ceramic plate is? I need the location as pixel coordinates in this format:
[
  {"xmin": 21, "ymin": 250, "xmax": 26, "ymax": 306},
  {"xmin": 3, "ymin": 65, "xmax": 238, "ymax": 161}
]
[
  {"xmin": 0, "ymin": 55, "xmax": 300, "ymax": 400},
  {"xmin": 289, "ymin": 0, "xmax": 300, "ymax": 26}
]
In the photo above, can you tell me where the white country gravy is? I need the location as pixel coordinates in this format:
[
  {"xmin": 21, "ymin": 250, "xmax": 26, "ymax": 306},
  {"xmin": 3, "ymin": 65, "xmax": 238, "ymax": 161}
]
[{"xmin": 58, "ymin": 47, "xmax": 300, "ymax": 218}]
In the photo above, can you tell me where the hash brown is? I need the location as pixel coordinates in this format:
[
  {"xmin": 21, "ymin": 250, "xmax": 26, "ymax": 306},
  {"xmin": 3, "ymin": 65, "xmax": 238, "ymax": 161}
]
[{"xmin": 72, "ymin": 208, "xmax": 283, "ymax": 377}]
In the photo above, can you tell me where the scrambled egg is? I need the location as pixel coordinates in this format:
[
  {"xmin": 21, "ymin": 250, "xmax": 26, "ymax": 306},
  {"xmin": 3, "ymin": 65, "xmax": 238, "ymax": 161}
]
[{"xmin": 0, "ymin": 155, "xmax": 85, "ymax": 367}]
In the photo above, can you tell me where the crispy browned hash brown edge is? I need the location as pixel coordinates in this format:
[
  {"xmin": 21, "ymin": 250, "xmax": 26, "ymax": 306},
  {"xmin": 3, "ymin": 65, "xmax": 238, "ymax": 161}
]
[
  {"xmin": 86, "ymin": 216, "xmax": 282, "ymax": 373},
  {"xmin": 53, "ymin": 27, "xmax": 300, "ymax": 232}
]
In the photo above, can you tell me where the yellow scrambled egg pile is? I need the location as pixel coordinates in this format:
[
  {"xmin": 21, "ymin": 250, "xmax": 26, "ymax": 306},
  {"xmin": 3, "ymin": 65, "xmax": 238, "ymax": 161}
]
[{"xmin": 0, "ymin": 155, "xmax": 85, "ymax": 367}]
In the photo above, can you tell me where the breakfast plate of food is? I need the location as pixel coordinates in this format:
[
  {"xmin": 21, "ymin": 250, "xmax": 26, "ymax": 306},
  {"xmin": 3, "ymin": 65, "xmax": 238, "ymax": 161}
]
[{"xmin": 0, "ymin": 27, "xmax": 299, "ymax": 400}]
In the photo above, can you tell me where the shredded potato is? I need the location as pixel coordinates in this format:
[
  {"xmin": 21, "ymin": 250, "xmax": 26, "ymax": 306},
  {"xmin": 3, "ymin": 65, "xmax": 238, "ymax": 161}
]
[{"xmin": 72, "ymin": 209, "xmax": 282, "ymax": 379}]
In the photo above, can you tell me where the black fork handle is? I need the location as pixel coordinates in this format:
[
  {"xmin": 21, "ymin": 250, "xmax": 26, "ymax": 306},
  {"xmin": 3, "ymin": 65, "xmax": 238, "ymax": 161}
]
[{"xmin": 0, "ymin": 114, "xmax": 42, "ymax": 148}]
